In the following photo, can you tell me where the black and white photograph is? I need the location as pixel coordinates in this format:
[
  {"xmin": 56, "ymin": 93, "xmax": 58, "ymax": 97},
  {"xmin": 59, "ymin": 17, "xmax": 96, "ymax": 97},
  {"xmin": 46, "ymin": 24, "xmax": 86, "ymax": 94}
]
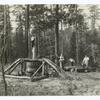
[{"xmin": 0, "ymin": 4, "xmax": 100, "ymax": 96}]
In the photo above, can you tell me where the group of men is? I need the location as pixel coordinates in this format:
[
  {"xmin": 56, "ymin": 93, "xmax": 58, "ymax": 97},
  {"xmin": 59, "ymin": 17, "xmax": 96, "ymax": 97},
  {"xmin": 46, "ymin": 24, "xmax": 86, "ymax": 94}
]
[
  {"xmin": 69, "ymin": 55, "xmax": 89, "ymax": 67},
  {"xmin": 59, "ymin": 53, "xmax": 90, "ymax": 66},
  {"xmin": 69, "ymin": 55, "xmax": 90, "ymax": 71}
]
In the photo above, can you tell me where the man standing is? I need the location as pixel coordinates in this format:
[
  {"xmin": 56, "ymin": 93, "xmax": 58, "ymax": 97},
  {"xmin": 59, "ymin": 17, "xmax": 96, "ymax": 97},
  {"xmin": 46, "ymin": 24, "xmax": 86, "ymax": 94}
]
[
  {"xmin": 69, "ymin": 58, "xmax": 76, "ymax": 72},
  {"xmin": 59, "ymin": 53, "xmax": 64, "ymax": 69},
  {"xmin": 31, "ymin": 36, "xmax": 36, "ymax": 60},
  {"xmin": 82, "ymin": 55, "xmax": 89, "ymax": 72},
  {"xmin": 69, "ymin": 58, "xmax": 75, "ymax": 66}
]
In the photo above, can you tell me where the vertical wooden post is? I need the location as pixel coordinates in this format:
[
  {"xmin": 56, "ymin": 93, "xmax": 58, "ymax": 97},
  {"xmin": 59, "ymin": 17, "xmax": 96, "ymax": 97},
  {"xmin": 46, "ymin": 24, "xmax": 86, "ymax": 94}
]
[
  {"xmin": 42, "ymin": 61, "xmax": 45, "ymax": 76},
  {"xmin": 21, "ymin": 62, "xmax": 23, "ymax": 75},
  {"xmin": 21, "ymin": 60, "xmax": 26, "ymax": 75},
  {"xmin": 22, "ymin": 61, "xmax": 26, "ymax": 75},
  {"xmin": 59, "ymin": 53, "xmax": 64, "ymax": 69}
]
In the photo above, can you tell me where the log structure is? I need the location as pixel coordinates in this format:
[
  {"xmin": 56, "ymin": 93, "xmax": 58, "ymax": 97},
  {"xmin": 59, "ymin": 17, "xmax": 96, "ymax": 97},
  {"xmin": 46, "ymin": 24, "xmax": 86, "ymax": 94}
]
[{"xmin": 3, "ymin": 58, "xmax": 67, "ymax": 81}]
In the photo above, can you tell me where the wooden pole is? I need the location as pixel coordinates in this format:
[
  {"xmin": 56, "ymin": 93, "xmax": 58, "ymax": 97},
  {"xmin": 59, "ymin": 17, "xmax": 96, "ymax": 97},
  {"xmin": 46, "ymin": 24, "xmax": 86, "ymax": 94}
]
[
  {"xmin": 4, "ymin": 58, "xmax": 21, "ymax": 73},
  {"xmin": 31, "ymin": 63, "xmax": 44, "ymax": 79},
  {"xmin": 0, "ymin": 73, "xmax": 30, "ymax": 80},
  {"xmin": 7, "ymin": 61, "xmax": 22, "ymax": 75},
  {"xmin": 42, "ymin": 61, "xmax": 45, "ymax": 76}
]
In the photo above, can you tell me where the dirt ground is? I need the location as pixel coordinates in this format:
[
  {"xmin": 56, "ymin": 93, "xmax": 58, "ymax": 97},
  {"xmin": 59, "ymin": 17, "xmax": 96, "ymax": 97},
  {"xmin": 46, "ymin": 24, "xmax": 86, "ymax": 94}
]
[{"xmin": 0, "ymin": 72, "xmax": 100, "ymax": 96}]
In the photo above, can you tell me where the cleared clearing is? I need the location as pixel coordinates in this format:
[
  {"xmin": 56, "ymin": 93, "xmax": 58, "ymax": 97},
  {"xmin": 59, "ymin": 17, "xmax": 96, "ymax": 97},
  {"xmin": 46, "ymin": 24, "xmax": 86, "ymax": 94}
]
[{"xmin": 0, "ymin": 72, "xmax": 100, "ymax": 96}]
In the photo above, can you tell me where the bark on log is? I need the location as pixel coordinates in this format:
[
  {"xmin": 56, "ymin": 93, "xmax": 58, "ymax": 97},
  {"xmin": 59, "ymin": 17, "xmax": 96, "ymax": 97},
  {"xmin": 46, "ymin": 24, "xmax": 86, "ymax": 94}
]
[
  {"xmin": 4, "ymin": 58, "xmax": 43, "ymax": 73},
  {"xmin": 0, "ymin": 72, "xmax": 30, "ymax": 79},
  {"xmin": 6, "ymin": 61, "xmax": 22, "ymax": 74},
  {"xmin": 31, "ymin": 63, "xmax": 44, "ymax": 79},
  {"xmin": 4, "ymin": 58, "xmax": 21, "ymax": 73},
  {"xmin": 31, "ymin": 75, "xmax": 48, "ymax": 82}
]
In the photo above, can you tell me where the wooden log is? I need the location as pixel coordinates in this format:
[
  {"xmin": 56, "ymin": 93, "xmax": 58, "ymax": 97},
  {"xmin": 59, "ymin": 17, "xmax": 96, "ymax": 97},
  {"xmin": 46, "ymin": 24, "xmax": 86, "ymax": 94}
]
[
  {"xmin": 5, "ymin": 58, "xmax": 43, "ymax": 73},
  {"xmin": 0, "ymin": 73, "xmax": 30, "ymax": 80},
  {"xmin": 31, "ymin": 75, "xmax": 49, "ymax": 82},
  {"xmin": 5, "ymin": 58, "xmax": 42, "ymax": 72},
  {"xmin": 43, "ymin": 58, "xmax": 66, "ymax": 78},
  {"xmin": 0, "ymin": 72, "xmax": 48, "ymax": 81},
  {"xmin": 23, "ymin": 58, "xmax": 42, "ymax": 62},
  {"xmin": 7, "ymin": 61, "xmax": 22, "ymax": 74},
  {"xmin": 31, "ymin": 63, "xmax": 44, "ymax": 79},
  {"xmin": 4, "ymin": 58, "xmax": 21, "ymax": 73},
  {"xmin": 42, "ymin": 61, "xmax": 45, "ymax": 76},
  {"xmin": 21, "ymin": 61, "xmax": 26, "ymax": 75},
  {"xmin": 43, "ymin": 58, "xmax": 60, "ymax": 73}
]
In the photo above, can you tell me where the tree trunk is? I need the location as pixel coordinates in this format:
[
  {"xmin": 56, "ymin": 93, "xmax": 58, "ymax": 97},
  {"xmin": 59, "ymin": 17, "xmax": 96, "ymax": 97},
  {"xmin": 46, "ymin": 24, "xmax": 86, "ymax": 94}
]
[
  {"xmin": 76, "ymin": 28, "xmax": 79, "ymax": 66},
  {"xmin": 35, "ymin": 31, "xmax": 39, "ymax": 58},
  {"xmin": 7, "ymin": 6, "xmax": 12, "ymax": 63},
  {"xmin": 75, "ymin": 5, "xmax": 79, "ymax": 66},
  {"xmin": 0, "ymin": 5, "xmax": 8, "ymax": 96},
  {"xmin": 91, "ymin": 43, "xmax": 95, "ymax": 62},
  {"xmin": 55, "ymin": 5, "xmax": 59, "ymax": 65},
  {"xmin": 4, "ymin": 5, "xmax": 7, "ymax": 64},
  {"xmin": 1, "ymin": 62, "xmax": 7, "ymax": 96},
  {"xmin": 25, "ymin": 5, "xmax": 31, "ymax": 58}
]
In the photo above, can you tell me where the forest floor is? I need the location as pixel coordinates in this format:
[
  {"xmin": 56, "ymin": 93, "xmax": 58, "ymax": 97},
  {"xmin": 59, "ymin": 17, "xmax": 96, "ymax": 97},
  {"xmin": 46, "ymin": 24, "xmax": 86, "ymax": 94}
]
[{"xmin": 0, "ymin": 72, "xmax": 100, "ymax": 96}]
